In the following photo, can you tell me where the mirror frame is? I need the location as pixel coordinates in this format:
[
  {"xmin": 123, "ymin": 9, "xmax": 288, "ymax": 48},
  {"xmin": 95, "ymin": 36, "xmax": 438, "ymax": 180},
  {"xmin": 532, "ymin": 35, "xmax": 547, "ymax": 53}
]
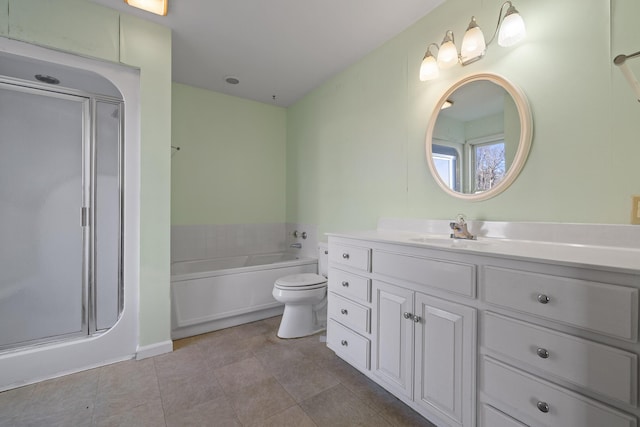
[{"xmin": 425, "ymin": 73, "xmax": 533, "ymax": 201}]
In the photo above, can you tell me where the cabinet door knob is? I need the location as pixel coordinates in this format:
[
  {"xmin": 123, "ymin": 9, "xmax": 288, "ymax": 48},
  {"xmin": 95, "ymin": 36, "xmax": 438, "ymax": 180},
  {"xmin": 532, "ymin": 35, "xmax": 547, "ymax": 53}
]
[
  {"xmin": 341, "ymin": 309, "xmax": 348, "ymax": 315},
  {"xmin": 341, "ymin": 281, "xmax": 349, "ymax": 287},
  {"xmin": 536, "ymin": 347, "xmax": 550, "ymax": 359},
  {"xmin": 342, "ymin": 253, "xmax": 350, "ymax": 259},
  {"xmin": 413, "ymin": 315, "xmax": 422, "ymax": 323},
  {"xmin": 536, "ymin": 401, "xmax": 550, "ymax": 413},
  {"xmin": 403, "ymin": 312, "xmax": 412, "ymax": 319},
  {"xmin": 341, "ymin": 340, "xmax": 348, "ymax": 346},
  {"xmin": 537, "ymin": 294, "xmax": 550, "ymax": 304}
]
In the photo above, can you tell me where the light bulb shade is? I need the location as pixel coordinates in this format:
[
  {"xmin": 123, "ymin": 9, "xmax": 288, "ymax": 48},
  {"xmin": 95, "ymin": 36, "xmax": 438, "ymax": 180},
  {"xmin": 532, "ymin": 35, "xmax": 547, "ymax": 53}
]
[
  {"xmin": 419, "ymin": 53, "xmax": 439, "ymax": 81},
  {"xmin": 124, "ymin": 0, "xmax": 168, "ymax": 16},
  {"xmin": 498, "ymin": 10, "xmax": 526, "ymax": 47},
  {"xmin": 460, "ymin": 24, "xmax": 486, "ymax": 65},
  {"xmin": 437, "ymin": 32, "xmax": 459, "ymax": 69}
]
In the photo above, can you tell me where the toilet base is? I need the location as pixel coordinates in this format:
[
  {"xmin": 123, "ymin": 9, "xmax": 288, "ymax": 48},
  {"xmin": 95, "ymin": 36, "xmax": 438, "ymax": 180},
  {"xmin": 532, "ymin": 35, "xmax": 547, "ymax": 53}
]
[{"xmin": 277, "ymin": 304, "xmax": 326, "ymax": 339}]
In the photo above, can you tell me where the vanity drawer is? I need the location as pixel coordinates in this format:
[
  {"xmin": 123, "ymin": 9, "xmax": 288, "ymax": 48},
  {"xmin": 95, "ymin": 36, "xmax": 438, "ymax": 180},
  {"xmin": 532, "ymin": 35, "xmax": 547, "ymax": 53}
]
[
  {"xmin": 327, "ymin": 319, "xmax": 370, "ymax": 370},
  {"xmin": 328, "ymin": 268, "xmax": 371, "ymax": 303},
  {"xmin": 479, "ymin": 404, "xmax": 527, "ymax": 427},
  {"xmin": 482, "ymin": 266, "xmax": 638, "ymax": 341},
  {"xmin": 328, "ymin": 292, "xmax": 370, "ymax": 334},
  {"xmin": 482, "ymin": 357, "xmax": 636, "ymax": 427},
  {"xmin": 373, "ymin": 250, "xmax": 476, "ymax": 297},
  {"xmin": 330, "ymin": 243, "xmax": 371, "ymax": 272},
  {"xmin": 484, "ymin": 312, "xmax": 637, "ymax": 405}
]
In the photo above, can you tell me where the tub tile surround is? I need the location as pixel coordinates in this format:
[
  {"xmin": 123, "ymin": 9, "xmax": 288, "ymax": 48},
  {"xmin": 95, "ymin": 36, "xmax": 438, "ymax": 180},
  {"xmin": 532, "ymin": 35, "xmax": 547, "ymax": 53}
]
[{"xmin": 171, "ymin": 223, "xmax": 319, "ymax": 262}]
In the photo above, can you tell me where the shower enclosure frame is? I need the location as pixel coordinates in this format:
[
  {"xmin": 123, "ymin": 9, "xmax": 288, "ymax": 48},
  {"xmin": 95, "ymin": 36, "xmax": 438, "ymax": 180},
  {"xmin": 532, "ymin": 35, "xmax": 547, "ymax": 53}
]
[
  {"xmin": 0, "ymin": 75, "xmax": 125, "ymax": 351},
  {"xmin": 0, "ymin": 36, "xmax": 141, "ymax": 392}
]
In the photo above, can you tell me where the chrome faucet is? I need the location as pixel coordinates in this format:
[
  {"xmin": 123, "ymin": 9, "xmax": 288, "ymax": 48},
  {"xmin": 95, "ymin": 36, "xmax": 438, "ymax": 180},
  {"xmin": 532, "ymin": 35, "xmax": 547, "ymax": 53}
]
[
  {"xmin": 289, "ymin": 243, "xmax": 302, "ymax": 249},
  {"xmin": 450, "ymin": 214, "xmax": 476, "ymax": 240}
]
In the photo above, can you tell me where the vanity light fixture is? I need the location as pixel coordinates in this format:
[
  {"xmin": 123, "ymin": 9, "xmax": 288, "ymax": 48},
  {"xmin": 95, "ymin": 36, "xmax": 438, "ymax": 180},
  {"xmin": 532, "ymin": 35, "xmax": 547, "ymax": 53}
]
[
  {"xmin": 419, "ymin": 1, "xmax": 526, "ymax": 81},
  {"xmin": 124, "ymin": 0, "xmax": 168, "ymax": 16}
]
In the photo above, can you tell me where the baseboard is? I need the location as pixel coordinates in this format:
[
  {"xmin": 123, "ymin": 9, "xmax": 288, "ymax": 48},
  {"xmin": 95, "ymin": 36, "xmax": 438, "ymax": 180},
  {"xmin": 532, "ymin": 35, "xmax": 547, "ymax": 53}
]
[{"xmin": 136, "ymin": 340, "xmax": 173, "ymax": 360}]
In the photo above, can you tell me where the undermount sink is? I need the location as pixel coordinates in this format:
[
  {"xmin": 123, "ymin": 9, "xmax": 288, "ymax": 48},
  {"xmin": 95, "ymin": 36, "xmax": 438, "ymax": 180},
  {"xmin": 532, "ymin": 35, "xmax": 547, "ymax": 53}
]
[{"xmin": 408, "ymin": 236, "xmax": 488, "ymax": 247}]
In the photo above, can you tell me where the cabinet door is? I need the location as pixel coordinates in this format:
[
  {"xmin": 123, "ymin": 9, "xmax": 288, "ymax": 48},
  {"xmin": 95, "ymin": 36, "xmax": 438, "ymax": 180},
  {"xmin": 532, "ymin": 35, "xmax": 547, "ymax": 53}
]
[
  {"xmin": 372, "ymin": 280, "xmax": 414, "ymax": 399},
  {"xmin": 414, "ymin": 294, "xmax": 476, "ymax": 427}
]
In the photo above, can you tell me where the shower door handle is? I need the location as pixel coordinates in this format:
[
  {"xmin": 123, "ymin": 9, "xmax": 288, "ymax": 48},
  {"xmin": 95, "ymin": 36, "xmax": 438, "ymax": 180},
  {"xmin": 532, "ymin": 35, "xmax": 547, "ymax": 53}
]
[{"xmin": 81, "ymin": 207, "xmax": 90, "ymax": 226}]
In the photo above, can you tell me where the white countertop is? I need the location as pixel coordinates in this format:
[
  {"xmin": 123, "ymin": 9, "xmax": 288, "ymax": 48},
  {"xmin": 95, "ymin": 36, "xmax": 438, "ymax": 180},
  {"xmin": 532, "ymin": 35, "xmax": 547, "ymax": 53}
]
[{"xmin": 327, "ymin": 228, "xmax": 640, "ymax": 273}]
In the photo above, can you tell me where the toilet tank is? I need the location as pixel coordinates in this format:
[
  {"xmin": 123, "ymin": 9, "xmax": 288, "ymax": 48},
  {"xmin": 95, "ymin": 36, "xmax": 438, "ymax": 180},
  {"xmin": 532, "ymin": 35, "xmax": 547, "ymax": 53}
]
[{"xmin": 317, "ymin": 243, "xmax": 328, "ymax": 277}]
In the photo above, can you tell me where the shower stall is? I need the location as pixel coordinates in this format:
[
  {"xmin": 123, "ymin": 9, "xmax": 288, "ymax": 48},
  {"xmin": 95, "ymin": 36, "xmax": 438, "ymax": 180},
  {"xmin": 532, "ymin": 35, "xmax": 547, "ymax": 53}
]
[
  {"xmin": 0, "ymin": 52, "xmax": 123, "ymax": 350},
  {"xmin": 0, "ymin": 39, "xmax": 140, "ymax": 389}
]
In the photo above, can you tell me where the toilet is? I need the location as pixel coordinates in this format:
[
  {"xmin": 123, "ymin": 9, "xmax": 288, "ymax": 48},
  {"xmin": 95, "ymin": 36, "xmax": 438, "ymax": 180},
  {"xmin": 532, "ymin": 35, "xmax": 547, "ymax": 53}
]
[{"xmin": 272, "ymin": 243, "xmax": 328, "ymax": 338}]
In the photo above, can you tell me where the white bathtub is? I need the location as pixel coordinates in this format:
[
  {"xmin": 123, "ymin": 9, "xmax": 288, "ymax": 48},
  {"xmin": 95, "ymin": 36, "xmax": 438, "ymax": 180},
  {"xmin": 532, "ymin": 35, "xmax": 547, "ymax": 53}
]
[{"xmin": 171, "ymin": 253, "xmax": 318, "ymax": 339}]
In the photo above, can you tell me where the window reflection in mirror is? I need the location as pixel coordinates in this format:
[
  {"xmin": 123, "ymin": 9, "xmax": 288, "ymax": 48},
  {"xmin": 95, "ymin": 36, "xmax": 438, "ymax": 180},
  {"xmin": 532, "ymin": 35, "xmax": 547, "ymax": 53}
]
[{"xmin": 431, "ymin": 79, "xmax": 520, "ymax": 195}]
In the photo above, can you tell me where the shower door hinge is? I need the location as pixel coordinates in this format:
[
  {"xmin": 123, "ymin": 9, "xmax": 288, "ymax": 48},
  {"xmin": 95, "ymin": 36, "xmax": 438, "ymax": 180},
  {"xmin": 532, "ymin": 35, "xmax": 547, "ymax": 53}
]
[{"xmin": 81, "ymin": 207, "xmax": 90, "ymax": 226}]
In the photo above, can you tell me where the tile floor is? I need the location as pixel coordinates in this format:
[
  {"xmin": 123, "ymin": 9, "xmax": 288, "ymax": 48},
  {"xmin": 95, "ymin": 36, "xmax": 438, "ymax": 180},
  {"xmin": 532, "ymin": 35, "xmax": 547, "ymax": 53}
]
[{"xmin": 0, "ymin": 316, "xmax": 436, "ymax": 426}]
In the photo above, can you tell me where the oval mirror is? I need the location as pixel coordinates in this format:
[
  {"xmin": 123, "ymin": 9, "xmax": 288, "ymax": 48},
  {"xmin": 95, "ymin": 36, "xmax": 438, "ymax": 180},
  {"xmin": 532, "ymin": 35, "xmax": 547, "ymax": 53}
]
[{"xmin": 425, "ymin": 73, "xmax": 532, "ymax": 201}]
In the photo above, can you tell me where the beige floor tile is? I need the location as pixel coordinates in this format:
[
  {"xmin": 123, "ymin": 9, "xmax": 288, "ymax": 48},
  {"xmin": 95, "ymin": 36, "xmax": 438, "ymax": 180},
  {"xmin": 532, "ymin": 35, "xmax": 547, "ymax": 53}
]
[
  {"xmin": 226, "ymin": 377, "xmax": 296, "ymax": 425},
  {"xmin": 0, "ymin": 384, "xmax": 36, "ymax": 423},
  {"xmin": 93, "ymin": 359, "xmax": 161, "ymax": 419},
  {"xmin": 214, "ymin": 356, "xmax": 273, "ymax": 395},
  {"xmin": 158, "ymin": 369, "xmax": 224, "ymax": 416},
  {"xmin": 25, "ymin": 368, "xmax": 99, "ymax": 418},
  {"xmin": 13, "ymin": 405, "xmax": 94, "ymax": 427},
  {"xmin": 272, "ymin": 360, "xmax": 340, "ymax": 403},
  {"xmin": 253, "ymin": 344, "xmax": 308, "ymax": 373},
  {"xmin": 92, "ymin": 398, "xmax": 165, "ymax": 427},
  {"xmin": 198, "ymin": 333, "xmax": 260, "ymax": 369},
  {"xmin": 249, "ymin": 405, "xmax": 317, "ymax": 427},
  {"xmin": 377, "ymin": 398, "xmax": 437, "ymax": 427},
  {"xmin": 154, "ymin": 343, "xmax": 208, "ymax": 383},
  {"xmin": 165, "ymin": 395, "xmax": 241, "ymax": 427},
  {"xmin": 299, "ymin": 384, "xmax": 391, "ymax": 427},
  {"xmin": 229, "ymin": 319, "xmax": 274, "ymax": 340}
]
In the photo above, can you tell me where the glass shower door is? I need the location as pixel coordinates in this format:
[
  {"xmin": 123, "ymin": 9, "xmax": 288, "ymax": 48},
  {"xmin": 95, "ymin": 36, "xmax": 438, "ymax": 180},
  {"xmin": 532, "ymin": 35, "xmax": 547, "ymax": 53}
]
[{"xmin": 0, "ymin": 84, "xmax": 88, "ymax": 348}]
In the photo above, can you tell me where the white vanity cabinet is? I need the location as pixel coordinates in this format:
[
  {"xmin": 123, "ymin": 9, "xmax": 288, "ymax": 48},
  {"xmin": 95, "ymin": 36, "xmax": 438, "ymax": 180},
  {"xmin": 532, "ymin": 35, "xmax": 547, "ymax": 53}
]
[
  {"xmin": 326, "ymin": 242, "xmax": 373, "ymax": 371},
  {"xmin": 328, "ymin": 236, "xmax": 478, "ymax": 427},
  {"xmin": 326, "ymin": 230, "xmax": 640, "ymax": 427},
  {"xmin": 372, "ymin": 280, "xmax": 476, "ymax": 427}
]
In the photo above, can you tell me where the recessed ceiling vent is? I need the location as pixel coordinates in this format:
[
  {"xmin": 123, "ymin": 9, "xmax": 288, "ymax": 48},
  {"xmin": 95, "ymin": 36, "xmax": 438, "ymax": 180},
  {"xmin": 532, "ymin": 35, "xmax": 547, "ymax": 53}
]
[{"xmin": 35, "ymin": 74, "xmax": 60, "ymax": 85}]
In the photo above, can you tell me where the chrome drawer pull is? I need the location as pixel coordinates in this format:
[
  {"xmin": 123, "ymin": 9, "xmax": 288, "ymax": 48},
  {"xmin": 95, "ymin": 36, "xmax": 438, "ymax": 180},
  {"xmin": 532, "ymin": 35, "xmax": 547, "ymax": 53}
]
[
  {"xmin": 341, "ymin": 340, "xmax": 348, "ymax": 346},
  {"xmin": 536, "ymin": 401, "xmax": 550, "ymax": 413},
  {"xmin": 536, "ymin": 347, "xmax": 550, "ymax": 359},
  {"xmin": 342, "ymin": 253, "xmax": 350, "ymax": 259},
  {"xmin": 403, "ymin": 312, "xmax": 413, "ymax": 319},
  {"xmin": 537, "ymin": 294, "xmax": 550, "ymax": 304},
  {"xmin": 341, "ymin": 309, "xmax": 348, "ymax": 315},
  {"xmin": 341, "ymin": 281, "xmax": 349, "ymax": 287}
]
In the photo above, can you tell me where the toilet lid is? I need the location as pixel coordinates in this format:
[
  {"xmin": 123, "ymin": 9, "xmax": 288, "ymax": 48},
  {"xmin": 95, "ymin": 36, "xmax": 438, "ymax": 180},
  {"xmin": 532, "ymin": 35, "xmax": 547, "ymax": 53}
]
[{"xmin": 275, "ymin": 273, "xmax": 327, "ymax": 288}]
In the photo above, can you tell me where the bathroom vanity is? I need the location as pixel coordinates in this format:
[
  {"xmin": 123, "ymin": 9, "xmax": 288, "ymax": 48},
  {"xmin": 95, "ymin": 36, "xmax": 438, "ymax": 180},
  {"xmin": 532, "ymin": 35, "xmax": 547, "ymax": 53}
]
[{"xmin": 326, "ymin": 220, "xmax": 640, "ymax": 427}]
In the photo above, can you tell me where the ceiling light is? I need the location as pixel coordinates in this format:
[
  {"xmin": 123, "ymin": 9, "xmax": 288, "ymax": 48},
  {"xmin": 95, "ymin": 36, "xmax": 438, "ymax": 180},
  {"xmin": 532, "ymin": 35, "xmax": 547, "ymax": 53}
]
[
  {"xmin": 124, "ymin": 0, "xmax": 167, "ymax": 16},
  {"xmin": 225, "ymin": 76, "xmax": 240, "ymax": 85},
  {"xmin": 418, "ymin": 1, "xmax": 525, "ymax": 81}
]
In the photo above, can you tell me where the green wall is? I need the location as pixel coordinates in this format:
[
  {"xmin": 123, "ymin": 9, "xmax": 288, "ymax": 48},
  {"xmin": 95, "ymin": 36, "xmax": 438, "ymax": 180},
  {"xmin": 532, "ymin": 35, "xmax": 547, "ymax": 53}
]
[
  {"xmin": 171, "ymin": 83, "xmax": 287, "ymax": 225},
  {"xmin": 287, "ymin": 0, "xmax": 640, "ymax": 237},
  {"xmin": 1, "ymin": 0, "xmax": 172, "ymax": 347}
]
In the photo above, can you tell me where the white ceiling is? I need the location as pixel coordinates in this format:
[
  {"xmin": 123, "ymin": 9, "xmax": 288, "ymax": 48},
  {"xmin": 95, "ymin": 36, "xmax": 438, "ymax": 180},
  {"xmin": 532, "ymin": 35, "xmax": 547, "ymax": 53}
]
[{"xmin": 90, "ymin": 0, "xmax": 444, "ymax": 107}]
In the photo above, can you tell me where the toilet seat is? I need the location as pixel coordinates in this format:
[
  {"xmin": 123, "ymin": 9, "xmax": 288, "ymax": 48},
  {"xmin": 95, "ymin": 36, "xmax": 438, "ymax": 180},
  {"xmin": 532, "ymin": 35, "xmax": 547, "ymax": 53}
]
[{"xmin": 274, "ymin": 273, "xmax": 327, "ymax": 290}]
